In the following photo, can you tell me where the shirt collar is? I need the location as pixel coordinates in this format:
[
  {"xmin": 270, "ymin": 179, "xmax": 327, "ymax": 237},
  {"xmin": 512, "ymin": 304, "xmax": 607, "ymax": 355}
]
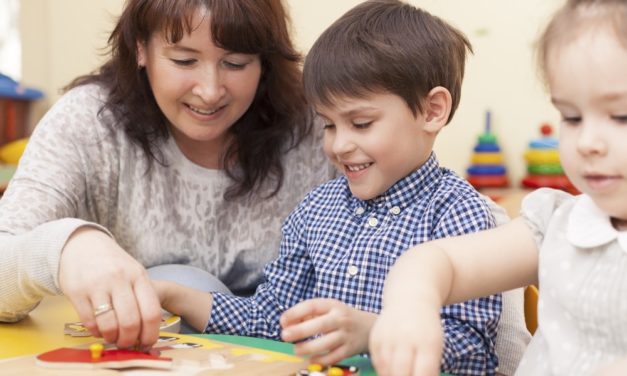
[
  {"xmin": 567, "ymin": 194, "xmax": 627, "ymax": 251},
  {"xmin": 348, "ymin": 152, "xmax": 442, "ymax": 213}
]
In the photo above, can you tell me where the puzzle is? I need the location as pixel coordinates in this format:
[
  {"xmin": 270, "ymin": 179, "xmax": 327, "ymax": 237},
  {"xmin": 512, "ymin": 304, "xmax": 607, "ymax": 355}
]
[
  {"xmin": 36, "ymin": 345, "xmax": 173, "ymax": 370},
  {"xmin": 0, "ymin": 333, "xmax": 310, "ymax": 375},
  {"xmin": 64, "ymin": 311, "xmax": 181, "ymax": 337}
]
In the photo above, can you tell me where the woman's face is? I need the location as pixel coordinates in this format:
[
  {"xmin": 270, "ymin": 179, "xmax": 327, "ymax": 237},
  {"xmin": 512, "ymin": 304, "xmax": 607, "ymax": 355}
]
[{"xmin": 137, "ymin": 9, "xmax": 262, "ymax": 168}]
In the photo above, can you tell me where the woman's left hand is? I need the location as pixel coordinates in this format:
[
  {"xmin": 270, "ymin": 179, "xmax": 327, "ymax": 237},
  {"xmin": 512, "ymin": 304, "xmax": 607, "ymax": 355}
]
[{"xmin": 280, "ymin": 298, "xmax": 375, "ymax": 365}]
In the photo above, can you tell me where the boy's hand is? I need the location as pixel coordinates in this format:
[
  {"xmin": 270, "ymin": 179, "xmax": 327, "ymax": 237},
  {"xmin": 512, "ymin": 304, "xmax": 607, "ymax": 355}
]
[
  {"xmin": 280, "ymin": 298, "xmax": 375, "ymax": 365},
  {"xmin": 369, "ymin": 305, "xmax": 443, "ymax": 376}
]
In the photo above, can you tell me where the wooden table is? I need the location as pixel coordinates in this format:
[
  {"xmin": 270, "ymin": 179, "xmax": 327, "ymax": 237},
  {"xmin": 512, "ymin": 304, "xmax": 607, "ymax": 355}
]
[{"xmin": 0, "ymin": 296, "xmax": 377, "ymax": 375}]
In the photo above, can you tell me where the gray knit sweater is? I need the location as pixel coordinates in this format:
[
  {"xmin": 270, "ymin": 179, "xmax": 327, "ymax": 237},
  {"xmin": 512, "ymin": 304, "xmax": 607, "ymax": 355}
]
[{"xmin": 0, "ymin": 84, "xmax": 335, "ymax": 322}]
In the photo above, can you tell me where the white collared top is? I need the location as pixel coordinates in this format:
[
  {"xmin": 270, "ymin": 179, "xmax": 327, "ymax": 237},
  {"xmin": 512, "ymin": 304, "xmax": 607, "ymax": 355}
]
[{"xmin": 515, "ymin": 188, "xmax": 627, "ymax": 376}]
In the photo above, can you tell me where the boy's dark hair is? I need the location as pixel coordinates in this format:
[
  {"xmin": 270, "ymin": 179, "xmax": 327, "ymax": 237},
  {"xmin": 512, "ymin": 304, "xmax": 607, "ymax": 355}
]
[
  {"xmin": 67, "ymin": 0, "xmax": 310, "ymax": 199},
  {"xmin": 304, "ymin": 0, "xmax": 472, "ymax": 124}
]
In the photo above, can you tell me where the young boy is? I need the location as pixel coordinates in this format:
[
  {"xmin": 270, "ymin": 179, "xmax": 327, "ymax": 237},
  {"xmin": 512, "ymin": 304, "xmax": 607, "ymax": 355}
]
[{"xmin": 155, "ymin": 1, "xmax": 502, "ymax": 374}]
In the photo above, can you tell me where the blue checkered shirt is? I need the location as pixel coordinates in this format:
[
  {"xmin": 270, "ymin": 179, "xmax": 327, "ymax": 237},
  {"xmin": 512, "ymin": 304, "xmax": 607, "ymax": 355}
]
[{"xmin": 207, "ymin": 154, "xmax": 501, "ymax": 375}]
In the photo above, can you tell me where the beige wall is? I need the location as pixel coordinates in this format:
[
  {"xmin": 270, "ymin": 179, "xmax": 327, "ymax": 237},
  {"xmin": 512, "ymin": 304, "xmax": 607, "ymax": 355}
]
[{"xmin": 19, "ymin": 0, "xmax": 563, "ymax": 183}]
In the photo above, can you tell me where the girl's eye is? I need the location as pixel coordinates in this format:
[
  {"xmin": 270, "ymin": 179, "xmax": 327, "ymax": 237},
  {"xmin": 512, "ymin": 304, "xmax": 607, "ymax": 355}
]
[
  {"xmin": 171, "ymin": 59, "xmax": 196, "ymax": 66},
  {"xmin": 322, "ymin": 123, "xmax": 335, "ymax": 130},
  {"xmin": 561, "ymin": 116, "xmax": 581, "ymax": 125},
  {"xmin": 611, "ymin": 115, "xmax": 627, "ymax": 123},
  {"xmin": 353, "ymin": 121, "xmax": 372, "ymax": 129}
]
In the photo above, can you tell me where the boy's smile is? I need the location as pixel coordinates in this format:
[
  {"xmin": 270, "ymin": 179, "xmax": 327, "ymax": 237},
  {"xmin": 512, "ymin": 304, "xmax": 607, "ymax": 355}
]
[{"xmin": 316, "ymin": 92, "xmax": 436, "ymax": 201}]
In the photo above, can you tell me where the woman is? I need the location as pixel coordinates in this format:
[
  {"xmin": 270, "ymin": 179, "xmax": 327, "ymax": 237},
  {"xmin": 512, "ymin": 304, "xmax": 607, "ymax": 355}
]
[{"xmin": 0, "ymin": 0, "xmax": 334, "ymax": 349}]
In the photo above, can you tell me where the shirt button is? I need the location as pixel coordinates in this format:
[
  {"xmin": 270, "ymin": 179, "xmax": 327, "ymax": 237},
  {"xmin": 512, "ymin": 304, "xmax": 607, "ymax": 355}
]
[
  {"xmin": 347, "ymin": 265, "xmax": 359, "ymax": 276},
  {"xmin": 389, "ymin": 206, "xmax": 401, "ymax": 215},
  {"xmin": 355, "ymin": 207, "xmax": 365, "ymax": 215},
  {"xmin": 367, "ymin": 217, "xmax": 378, "ymax": 227}
]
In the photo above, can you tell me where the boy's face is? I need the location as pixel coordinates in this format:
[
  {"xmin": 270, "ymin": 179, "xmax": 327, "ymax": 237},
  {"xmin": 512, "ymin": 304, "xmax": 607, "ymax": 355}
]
[
  {"xmin": 548, "ymin": 28, "xmax": 627, "ymax": 222},
  {"xmin": 316, "ymin": 92, "xmax": 435, "ymax": 200}
]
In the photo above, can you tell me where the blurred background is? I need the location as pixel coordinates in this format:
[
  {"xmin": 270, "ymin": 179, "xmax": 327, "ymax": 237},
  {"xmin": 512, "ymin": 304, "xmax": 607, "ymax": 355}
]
[{"xmin": 2, "ymin": 0, "xmax": 564, "ymax": 184}]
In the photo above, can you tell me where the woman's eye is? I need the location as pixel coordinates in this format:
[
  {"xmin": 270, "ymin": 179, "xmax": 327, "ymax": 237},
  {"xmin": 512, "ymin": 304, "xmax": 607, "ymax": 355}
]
[
  {"xmin": 171, "ymin": 59, "xmax": 196, "ymax": 66},
  {"xmin": 222, "ymin": 60, "xmax": 247, "ymax": 70}
]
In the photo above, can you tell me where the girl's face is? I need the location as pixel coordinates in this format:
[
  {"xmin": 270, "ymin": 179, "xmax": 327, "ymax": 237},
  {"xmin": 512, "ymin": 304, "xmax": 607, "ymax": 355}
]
[
  {"xmin": 548, "ymin": 27, "xmax": 627, "ymax": 224},
  {"xmin": 137, "ymin": 9, "xmax": 262, "ymax": 168}
]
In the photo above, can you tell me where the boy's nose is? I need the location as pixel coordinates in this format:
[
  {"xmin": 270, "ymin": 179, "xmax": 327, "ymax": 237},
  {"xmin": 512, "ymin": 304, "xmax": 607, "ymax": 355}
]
[
  {"xmin": 192, "ymin": 68, "xmax": 225, "ymax": 104},
  {"xmin": 331, "ymin": 129, "xmax": 356, "ymax": 155}
]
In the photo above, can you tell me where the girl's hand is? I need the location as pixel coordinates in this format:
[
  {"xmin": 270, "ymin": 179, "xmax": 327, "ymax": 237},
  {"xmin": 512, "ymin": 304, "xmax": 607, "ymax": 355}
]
[
  {"xmin": 59, "ymin": 227, "xmax": 162, "ymax": 350},
  {"xmin": 369, "ymin": 304, "xmax": 443, "ymax": 376},
  {"xmin": 280, "ymin": 298, "xmax": 376, "ymax": 365}
]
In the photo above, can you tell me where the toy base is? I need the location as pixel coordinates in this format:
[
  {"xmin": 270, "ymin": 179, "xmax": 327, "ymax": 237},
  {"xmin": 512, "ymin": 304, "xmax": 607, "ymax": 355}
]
[
  {"xmin": 521, "ymin": 175, "xmax": 578, "ymax": 194},
  {"xmin": 467, "ymin": 175, "xmax": 509, "ymax": 189}
]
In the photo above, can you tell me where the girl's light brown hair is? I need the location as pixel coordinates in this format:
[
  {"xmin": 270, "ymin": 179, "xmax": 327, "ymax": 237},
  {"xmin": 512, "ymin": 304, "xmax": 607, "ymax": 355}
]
[{"xmin": 537, "ymin": 0, "xmax": 627, "ymax": 86}]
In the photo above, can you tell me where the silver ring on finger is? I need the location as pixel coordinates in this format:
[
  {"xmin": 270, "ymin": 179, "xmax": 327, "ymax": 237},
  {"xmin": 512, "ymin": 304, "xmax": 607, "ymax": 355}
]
[{"xmin": 93, "ymin": 303, "xmax": 114, "ymax": 317}]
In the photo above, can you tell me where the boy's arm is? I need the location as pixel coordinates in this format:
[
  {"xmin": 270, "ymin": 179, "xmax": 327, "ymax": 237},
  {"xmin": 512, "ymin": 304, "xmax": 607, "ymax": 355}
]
[
  {"xmin": 371, "ymin": 218, "xmax": 538, "ymax": 375},
  {"xmin": 153, "ymin": 198, "xmax": 314, "ymax": 338},
  {"xmin": 153, "ymin": 280, "xmax": 214, "ymax": 332},
  {"xmin": 207, "ymin": 201, "xmax": 315, "ymax": 338}
]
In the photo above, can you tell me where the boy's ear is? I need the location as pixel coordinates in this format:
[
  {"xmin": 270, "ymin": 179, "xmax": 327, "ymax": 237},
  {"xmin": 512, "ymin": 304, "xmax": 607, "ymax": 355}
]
[
  {"xmin": 422, "ymin": 86, "xmax": 452, "ymax": 134},
  {"xmin": 136, "ymin": 41, "xmax": 146, "ymax": 68}
]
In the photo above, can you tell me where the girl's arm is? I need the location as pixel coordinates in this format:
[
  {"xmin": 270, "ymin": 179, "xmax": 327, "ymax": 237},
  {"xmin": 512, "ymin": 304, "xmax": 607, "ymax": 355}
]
[
  {"xmin": 370, "ymin": 217, "xmax": 539, "ymax": 376},
  {"xmin": 387, "ymin": 217, "xmax": 538, "ymax": 306}
]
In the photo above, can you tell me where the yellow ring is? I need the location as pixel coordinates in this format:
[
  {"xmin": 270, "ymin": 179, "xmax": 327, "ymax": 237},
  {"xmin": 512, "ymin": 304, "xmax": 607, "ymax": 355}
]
[
  {"xmin": 471, "ymin": 153, "xmax": 503, "ymax": 164},
  {"xmin": 524, "ymin": 150, "xmax": 560, "ymax": 165}
]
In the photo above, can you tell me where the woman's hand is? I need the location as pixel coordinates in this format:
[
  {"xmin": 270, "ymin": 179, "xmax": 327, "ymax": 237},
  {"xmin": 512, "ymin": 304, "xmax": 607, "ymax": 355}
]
[
  {"xmin": 280, "ymin": 298, "xmax": 375, "ymax": 365},
  {"xmin": 59, "ymin": 227, "xmax": 162, "ymax": 350},
  {"xmin": 369, "ymin": 304, "xmax": 443, "ymax": 376}
]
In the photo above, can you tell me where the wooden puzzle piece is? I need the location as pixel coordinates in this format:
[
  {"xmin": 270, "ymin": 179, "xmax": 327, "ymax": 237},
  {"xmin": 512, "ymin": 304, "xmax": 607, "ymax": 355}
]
[
  {"xmin": 63, "ymin": 322, "xmax": 92, "ymax": 337},
  {"xmin": 64, "ymin": 312, "xmax": 180, "ymax": 337},
  {"xmin": 296, "ymin": 363, "xmax": 360, "ymax": 375},
  {"xmin": 36, "ymin": 346, "xmax": 172, "ymax": 370}
]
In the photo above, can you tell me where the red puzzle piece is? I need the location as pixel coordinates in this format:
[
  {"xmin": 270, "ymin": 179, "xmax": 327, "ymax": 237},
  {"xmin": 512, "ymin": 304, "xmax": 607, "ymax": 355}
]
[{"xmin": 36, "ymin": 347, "xmax": 172, "ymax": 370}]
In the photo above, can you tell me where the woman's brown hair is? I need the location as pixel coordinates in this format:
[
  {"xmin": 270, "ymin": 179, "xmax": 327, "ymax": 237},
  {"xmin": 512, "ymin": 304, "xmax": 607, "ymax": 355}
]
[{"xmin": 68, "ymin": 0, "xmax": 311, "ymax": 199}]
